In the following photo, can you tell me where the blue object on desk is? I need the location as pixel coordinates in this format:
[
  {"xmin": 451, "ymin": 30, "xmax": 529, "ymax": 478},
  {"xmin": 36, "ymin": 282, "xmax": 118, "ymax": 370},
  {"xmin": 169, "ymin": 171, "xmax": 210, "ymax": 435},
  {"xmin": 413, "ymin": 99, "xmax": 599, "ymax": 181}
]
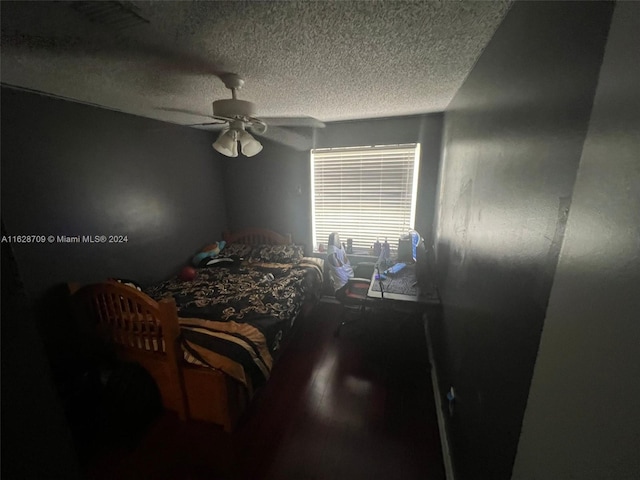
[{"xmin": 384, "ymin": 262, "xmax": 406, "ymax": 275}]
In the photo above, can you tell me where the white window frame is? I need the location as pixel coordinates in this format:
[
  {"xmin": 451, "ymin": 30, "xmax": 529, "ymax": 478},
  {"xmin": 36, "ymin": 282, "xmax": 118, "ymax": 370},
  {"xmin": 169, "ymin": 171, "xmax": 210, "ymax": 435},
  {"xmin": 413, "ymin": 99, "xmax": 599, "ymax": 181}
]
[{"xmin": 310, "ymin": 143, "xmax": 421, "ymax": 253}]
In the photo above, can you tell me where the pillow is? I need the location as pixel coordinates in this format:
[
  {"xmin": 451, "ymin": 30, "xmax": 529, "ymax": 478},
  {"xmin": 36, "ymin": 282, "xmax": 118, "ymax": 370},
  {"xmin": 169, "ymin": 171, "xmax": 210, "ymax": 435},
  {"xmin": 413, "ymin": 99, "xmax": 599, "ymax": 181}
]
[
  {"xmin": 249, "ymin": 244, "xmax": 304, "ymax": 264},
  {"xmin": 221, "ymin": 242, "xmax": 253, "ymax": 258}
]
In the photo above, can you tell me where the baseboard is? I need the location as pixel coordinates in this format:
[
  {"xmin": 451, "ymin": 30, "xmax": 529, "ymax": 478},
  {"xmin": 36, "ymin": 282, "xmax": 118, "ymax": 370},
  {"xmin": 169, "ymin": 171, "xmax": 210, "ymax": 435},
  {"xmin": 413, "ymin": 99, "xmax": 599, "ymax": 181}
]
[{"xmin": 424, "ymin": 315, "xmax": 455, "ymax": 480}]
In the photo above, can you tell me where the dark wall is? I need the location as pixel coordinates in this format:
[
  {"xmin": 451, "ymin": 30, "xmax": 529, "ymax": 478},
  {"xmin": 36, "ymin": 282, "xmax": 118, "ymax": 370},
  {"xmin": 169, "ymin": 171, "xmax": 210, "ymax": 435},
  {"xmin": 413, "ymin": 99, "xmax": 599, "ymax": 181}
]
[
  {"xmin": 2, "ymin": 88, "xmax": 228, "ymax": 294},
  {"xmin": 223, "ymin": 114, "xmax": 443, "ymax": 250},
  {"xmin": 432, "ymin": 2, "xmax": 614, "ymax": 479},
  {"xmin": 222, "ymin": 139, "xmax": 312, "ymax": 248},
  {"xmin": 513, "ymin": 3, "xmax": 640, "ymax": 477},
  {"xmin": 1, "ymin": 87, "xmax": 227, "ymax": 376}
]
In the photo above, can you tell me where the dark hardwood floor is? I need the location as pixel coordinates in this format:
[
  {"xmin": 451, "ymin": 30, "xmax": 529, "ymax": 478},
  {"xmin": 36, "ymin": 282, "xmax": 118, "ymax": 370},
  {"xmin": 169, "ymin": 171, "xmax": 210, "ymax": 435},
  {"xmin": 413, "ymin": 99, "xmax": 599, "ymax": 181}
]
[{"xmin": 83, "ymin": 300, "xmax": 445, "ymax": 480}]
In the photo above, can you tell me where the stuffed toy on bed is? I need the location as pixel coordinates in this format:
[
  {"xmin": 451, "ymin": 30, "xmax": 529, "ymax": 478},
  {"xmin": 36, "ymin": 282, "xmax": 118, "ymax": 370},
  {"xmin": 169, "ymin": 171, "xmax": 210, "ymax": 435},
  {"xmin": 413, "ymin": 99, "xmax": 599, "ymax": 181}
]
[{"xmin": 191, "ymin": 240, "xmax": 226, "ymax": 267}]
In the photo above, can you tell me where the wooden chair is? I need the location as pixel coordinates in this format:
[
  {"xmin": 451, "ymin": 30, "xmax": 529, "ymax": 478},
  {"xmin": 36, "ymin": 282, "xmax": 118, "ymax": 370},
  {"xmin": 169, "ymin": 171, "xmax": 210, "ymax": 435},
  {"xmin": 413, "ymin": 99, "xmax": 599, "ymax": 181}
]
[{"xmin": 68, "ymin": 281, "xmax": 190, "ymax": 421}]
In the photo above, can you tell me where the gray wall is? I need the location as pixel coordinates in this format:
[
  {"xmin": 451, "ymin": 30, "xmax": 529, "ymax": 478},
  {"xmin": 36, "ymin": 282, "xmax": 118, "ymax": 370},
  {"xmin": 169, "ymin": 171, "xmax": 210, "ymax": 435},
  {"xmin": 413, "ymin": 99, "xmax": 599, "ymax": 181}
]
[
  {"xmin": 1, "ymin": 87, "xmax": 227, "ymax": 375},
  {"xmin": 2, "ymin": 88, "xmax": 228, "ymax": 296},
  {"xmin": 1, "ymin": 87, "xmax": 229, "ymax": 472},
  {"xmin": 512, "ymin": 3, "xmax": 640, "ymax": 478},
  {"xmin": 223, "ymin": 114, "xmax": 443, "ymax": 250},
  {"xmin": 222, "ymin": 139, "xmax": 312, "ymax": 248},
  {"xmin": 432, "ymin": 2, "xmax": 614, "ymax": 478}
]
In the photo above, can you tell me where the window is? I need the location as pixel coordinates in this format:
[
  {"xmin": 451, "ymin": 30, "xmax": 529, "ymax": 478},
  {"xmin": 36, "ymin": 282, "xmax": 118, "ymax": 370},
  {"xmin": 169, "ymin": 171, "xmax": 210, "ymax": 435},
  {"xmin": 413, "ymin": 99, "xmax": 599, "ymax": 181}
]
[{"xmin": 311, "ymin": 143, "xmax": 420, "ymax": 253}]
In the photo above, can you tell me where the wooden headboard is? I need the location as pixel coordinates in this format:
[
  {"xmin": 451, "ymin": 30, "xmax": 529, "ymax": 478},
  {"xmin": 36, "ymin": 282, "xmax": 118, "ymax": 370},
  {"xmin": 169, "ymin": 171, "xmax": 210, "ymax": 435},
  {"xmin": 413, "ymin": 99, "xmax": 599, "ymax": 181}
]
[{"xmin": 222, "ymin": 228, "xmax": 292, "ymax": 245}]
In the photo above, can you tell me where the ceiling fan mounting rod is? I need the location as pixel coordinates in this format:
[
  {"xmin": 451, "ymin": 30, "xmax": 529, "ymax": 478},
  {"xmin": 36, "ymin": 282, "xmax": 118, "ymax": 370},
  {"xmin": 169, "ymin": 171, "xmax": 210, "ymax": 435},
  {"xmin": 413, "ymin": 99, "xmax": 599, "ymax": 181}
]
[
  {"xmin": 220, "ymin": 73, "xmax": 245, "ymax": 101},
  {"xmin": 210, "ymin": 72, "xmax": 267, "ymax": 135},
  {"xmin": 221, "ymin": 73, "xmax": 244, "ymax": 91}
]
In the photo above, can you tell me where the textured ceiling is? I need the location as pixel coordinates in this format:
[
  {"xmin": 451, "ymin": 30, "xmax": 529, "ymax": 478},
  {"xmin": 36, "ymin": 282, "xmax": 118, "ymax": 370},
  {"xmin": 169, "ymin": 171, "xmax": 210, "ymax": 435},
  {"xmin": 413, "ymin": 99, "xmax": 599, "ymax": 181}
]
[{"xmin": 1, "ymin": 0, "xmax": 511, "ymax": 128}]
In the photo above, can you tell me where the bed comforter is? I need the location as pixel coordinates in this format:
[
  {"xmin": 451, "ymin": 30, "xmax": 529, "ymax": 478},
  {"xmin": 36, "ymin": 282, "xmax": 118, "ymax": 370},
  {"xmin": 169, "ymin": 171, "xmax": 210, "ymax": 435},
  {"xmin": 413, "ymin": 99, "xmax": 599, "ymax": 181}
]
[{"xmin": 145, "ymin": 258, "xmax": 323, "ymax": 392}]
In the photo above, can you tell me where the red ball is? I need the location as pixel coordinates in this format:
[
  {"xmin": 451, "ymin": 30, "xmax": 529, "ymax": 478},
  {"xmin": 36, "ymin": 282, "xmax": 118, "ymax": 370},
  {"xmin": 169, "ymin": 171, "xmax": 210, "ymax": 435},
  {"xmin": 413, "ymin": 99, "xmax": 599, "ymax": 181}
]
[{"xmin": 180, "ymin": 266, "xmax": 197, "ymax": 281}]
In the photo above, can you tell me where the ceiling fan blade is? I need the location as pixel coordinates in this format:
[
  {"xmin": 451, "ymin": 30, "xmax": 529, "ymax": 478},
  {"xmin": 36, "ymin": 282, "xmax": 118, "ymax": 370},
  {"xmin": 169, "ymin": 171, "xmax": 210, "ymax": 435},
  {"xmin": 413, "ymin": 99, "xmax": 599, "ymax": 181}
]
[
  {"xmin": 184, "ymin": 121, "xmax": 226, "ymax": 127},
  {"xmin": 260, "ymin": 116, "xmax": 326, "ymax": 129},
  {"xmin": 252, "ymin": 125, "xmax": 313, "ymax": 151},
  {"xmin": 155, "ymin": 106, "xmax": 213, "ymax": 117}
]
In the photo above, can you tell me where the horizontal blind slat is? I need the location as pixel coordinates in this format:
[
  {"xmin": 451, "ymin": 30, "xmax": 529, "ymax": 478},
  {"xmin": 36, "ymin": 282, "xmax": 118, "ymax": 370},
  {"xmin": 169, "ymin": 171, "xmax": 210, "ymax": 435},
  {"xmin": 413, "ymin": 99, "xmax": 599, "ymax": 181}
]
[{"xmin": 311, "ymin": 143, "xmax": 420, "ymax": 250}]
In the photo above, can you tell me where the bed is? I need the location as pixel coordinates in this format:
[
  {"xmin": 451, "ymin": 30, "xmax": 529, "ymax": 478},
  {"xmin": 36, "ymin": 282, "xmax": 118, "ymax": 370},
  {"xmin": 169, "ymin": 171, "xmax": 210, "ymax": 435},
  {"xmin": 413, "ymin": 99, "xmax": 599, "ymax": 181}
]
[{"xmin": 69, "ymin": 228, "xmax": 324, "ymax": 432}]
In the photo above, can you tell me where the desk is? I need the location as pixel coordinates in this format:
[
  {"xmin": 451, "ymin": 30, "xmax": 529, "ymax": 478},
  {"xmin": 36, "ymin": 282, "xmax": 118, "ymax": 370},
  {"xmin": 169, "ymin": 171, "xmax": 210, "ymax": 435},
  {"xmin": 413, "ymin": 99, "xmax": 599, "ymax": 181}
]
[{"xmin": 367, "ymin": 263, "xmax": 440, "ymax": 305}]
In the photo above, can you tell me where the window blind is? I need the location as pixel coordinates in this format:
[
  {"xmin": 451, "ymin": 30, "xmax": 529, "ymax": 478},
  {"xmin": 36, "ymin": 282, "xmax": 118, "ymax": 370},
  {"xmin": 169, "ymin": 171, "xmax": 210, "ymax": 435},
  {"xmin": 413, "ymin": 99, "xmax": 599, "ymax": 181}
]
[{"xmin": 311, "ymin": 143, "xmax": 420, "ymax": 252}]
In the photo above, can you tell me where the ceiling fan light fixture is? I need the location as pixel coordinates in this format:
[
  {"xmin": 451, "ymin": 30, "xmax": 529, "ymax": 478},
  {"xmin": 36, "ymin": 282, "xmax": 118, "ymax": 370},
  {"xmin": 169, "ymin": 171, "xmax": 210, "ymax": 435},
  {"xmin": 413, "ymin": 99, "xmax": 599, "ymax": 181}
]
[
  {"xmin": 237, "ymin": 129, "xmax": 263, "ymax": 157},
  {"xmin": 212, "ymin": 129, "xmax": 238, "ymax": 157}
]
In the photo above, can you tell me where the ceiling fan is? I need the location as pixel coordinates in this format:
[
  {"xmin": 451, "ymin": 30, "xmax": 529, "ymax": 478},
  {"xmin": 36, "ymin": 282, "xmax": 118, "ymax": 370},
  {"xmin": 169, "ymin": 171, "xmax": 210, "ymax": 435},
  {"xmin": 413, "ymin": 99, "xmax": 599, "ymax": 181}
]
[
  {"xmin": 176, "ymin": 73, "xmax": 326, "ymax": 157},
  {"xmin": 1, "ymin": 1, "xmax": 325, "ymax": 155}
]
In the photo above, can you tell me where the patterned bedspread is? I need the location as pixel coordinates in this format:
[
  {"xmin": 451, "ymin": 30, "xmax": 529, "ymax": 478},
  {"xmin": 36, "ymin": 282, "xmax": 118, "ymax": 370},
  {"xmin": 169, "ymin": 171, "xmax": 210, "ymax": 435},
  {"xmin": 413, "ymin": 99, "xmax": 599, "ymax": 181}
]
[{"xmin": 145, "ymin": 258, "xmax": 323, "ymax": 392}]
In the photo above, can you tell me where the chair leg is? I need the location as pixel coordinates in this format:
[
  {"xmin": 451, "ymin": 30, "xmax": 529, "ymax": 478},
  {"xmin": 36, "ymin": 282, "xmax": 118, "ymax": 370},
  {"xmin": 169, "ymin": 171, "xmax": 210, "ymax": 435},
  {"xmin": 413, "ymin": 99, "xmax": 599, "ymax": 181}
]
[
  {"xmin": 334, "ymin": 302, "xmax": 366, "ymax": 337},
  {"xmin": 334, "ymin": 306, "xmax": 347, "ymax": 337}
]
